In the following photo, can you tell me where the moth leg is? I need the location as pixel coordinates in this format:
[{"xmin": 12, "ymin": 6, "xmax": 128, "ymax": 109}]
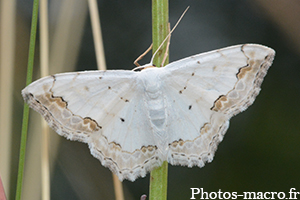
[{"xmin": 134, "ymin": 43, "xmax": 153, "ymax": 67}]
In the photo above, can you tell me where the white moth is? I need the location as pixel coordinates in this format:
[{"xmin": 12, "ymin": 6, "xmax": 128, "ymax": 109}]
[{"xmin": 22, "ymin": 44, "xmax": 275, "ymax": 181}]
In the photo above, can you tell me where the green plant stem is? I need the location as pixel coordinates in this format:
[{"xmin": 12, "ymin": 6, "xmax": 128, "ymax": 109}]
[
  {"xmin": 15, "ymin": 0, "xmax": 39, "ymax": 199},
  {"xmin": 151, "ymin": 0, "xmax": 169, "ymax": 67},
  {"xmin": 149, "ymin": 1, "xmax": 169, "ymax": 200}
]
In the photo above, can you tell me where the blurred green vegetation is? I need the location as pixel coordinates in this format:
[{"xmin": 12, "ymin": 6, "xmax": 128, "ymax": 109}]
[{"xmin": 3, "ymin": 0, "xmax": 300, "ymax": 199}]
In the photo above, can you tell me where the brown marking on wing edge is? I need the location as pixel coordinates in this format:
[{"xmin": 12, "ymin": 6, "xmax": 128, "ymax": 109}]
[
  {"xmin": 200, "ymin": 123, "xmax": 210, "ymax": 134},
  {"xmin": 83, "ymin": 117, "xmax": 99, "ymax": 131},
  {"xmin": 211, "ymin": 95, "xmax": 227, "ymax": 111},
  {"xmin": 237, "ymin": 64, "xmax": 252, "ymax": 79},
  {"xmin": 46, "ymin": 93, "xmax": 67, "ymax": 108}
]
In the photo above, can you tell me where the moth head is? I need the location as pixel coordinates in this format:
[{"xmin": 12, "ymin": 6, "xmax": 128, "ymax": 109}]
[{"xmin": 132, "ymin": 64, "xmax": 156, "ymax": 72}]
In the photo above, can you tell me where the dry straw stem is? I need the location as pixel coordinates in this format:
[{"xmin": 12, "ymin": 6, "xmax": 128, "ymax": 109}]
[
  {"xmin": 88, "ymin": 0, "xmax": 124, "ymax": 199},
  {"xmin": 0, "ymin": 0, "xmax": 16, "ymax": 198},
  {"xmin": 39, "ymin": 0, "xmax": 50, "ymax": 199}
]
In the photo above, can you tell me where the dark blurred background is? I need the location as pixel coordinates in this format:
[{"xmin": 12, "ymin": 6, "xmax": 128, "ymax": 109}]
[{"xmin": 3, "ymin": 0, "xmax": 300, "ymax": 199}]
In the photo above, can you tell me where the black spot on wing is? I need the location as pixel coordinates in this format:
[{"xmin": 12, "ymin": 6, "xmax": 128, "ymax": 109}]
[
  {"xmin": 120, "ymin": 97, "xmax": 130, "ymax": 102},
  {"xmin": 179, "ymin": 86, "xmax": 187, "ymax": 94}
]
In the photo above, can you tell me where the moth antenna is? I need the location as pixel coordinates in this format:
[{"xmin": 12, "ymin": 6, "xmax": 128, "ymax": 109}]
[{"xmin": 150, "ymin": 6, "xmax": 190, "ymax": 65}]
